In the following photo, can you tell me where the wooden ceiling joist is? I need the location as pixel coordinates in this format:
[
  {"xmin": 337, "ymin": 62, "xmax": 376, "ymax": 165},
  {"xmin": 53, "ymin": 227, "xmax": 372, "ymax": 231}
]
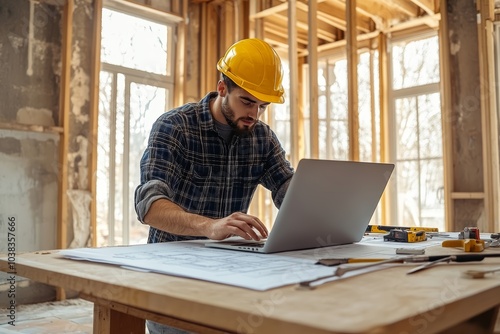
[
  {"xmin": 250, "ymin": 2, "xmax": 288, "ymax": 19},
  {"xmin": 266, "ymin": 11, "xmax": 337, "ymax": 43},
  {"xmin": 382, "ymin": 0, "xmax": 421, "ymax": 17},
  {"xmin": 263, "ymin": 22, "xmax": 309, "ymax": 46},
  {"xmin": 316, "ymin": 2, "xmax": 372, "ymax": 33},
  {"xmin": 410, "ymin": 0, "xmax": 437, "ymax": 16}
]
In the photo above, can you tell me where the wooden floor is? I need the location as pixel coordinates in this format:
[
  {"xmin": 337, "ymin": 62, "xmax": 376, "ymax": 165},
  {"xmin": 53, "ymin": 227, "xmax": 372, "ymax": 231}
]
[{"xmin": 0, "ymin": 298, "xmax": 94, "ymax": 334}]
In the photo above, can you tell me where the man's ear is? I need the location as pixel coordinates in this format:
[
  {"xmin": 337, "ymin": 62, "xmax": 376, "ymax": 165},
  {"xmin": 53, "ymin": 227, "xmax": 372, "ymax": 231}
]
[{"xmin": 217, "ymin": 80, "xmax": 227, "ymax": 97}]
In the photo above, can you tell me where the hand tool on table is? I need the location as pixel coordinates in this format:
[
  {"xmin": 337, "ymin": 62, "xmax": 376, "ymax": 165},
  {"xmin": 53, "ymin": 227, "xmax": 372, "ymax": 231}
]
[
  {"xmin": 396, "ymin": 248, "xmax": 425, "ymax": 255},
  {"xmin": 384, "ymin": 229, "xmax": 427, "ymax": 242},
  {"xmin": 300, "ymin": 254, "xmax": 500, "ymax": 288},
  {"xmin": 315, "ymin": 258, "xmax": 389, "ymax": 266},
  {"xmin": 458, "ymin": 226, "xmax": 481, "ymax": 240},
  {"xmin": 487, "ymin": 239, "xmax": 500, "ymax": 247},
  {"xmin": 299, "ymin": 257, "xmax": 407, "ymax": 289},
  {"xmin": 406, "ymin": 254, "xmax": 500, "ymax": 275},
  {"xmin": 316, "ymin": 254, "xmax": 500, "ymax": 268},
  {"xmin": 302, "ymin": 254, "xmax": 499, "ymax": 289},
  {"xmin": 442, "ymin": 239, "xmax": 485, "ymax": 252},
  {"xmin": 462, "ymin": 267, "xmax": 500, "ymax": 279},
  {"xmin": 365, "ymin": 225, "xmax": 439, "ymax": 233}
]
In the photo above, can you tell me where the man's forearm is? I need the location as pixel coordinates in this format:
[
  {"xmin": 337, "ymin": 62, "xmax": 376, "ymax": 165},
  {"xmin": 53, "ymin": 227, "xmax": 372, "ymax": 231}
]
[{"xmin": 143, "ymin": 198, "xmax": 213, "ymax": 237}]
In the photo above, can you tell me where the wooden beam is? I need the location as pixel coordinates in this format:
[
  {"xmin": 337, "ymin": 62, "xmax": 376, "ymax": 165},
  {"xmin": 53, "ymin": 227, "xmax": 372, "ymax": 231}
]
[
  {"xmin": 369, "ymin": 49, "xmax": 376, "ymax": 161},
  {"xmin": 200, "ymin": 3, "xmax": 218, "ymax": 92},
  {"xmin": 57, "ymin": 0, "xmax": 73, "ymax": 251},
  {"xmin": 56, "ymin": 0, "xmax": 74, "ymax": 302},
  {"xmin": 174, "ymin": 0, "xmax": 187, "ymax": 106},
  {"xmin": 336, "ymin": 0, "xmax": 385, "ymax": 30},
  {"xmin": 296, "ymin": 2, "xmax": 342, "ymax": 37},
  {"xmin": 477, "ymin": 0, "xmax": 499, "ymax": 232},
  {"xmin": 263, "ymin": 18, "xmax": 310, "ymax": 44},
  {"xmin": 346, "ymin": 0, "xmax": 359, "ymax": 161},
  {"xmin": 316, "ymin": 2, "xmax": 372, "ymax": 33},
  {"xmin": 438, "ymin": 0, "xmax": 453, "ymax": 234},
  {"xmin": 312, "ymin": 12, "xmax": 439, "ymax": 55},
  {"xmin": 380, "ymin": 0, "xmax": 420, "ymax": 17},
  {"xmin": 410, "ymin": 0, "xmax": 436, "ymax": 16},
  {"xmin": 0, "ymin": 122, "xmax": 63, "ymax": 134},
  {"xmin": 378, "ymin": 33, "xmax": 392, "ymax": 225},
  {"xmin": 93, "ymin": 304, "xmax": 145, "ymax": 334},
  {"xmin": 200, "ymin": 2, "xmax": 208, "ymax": 94},
  {"xmin": 316, "ymin": 30, "xmax": 379, "ymax": 54},
  {"xmin": 248, "ymin": 0, "xmax": 262, "ymax": 38},
  {"xmin": 222, "ymin": 1, "xmax": 235, "ymax": 48},
  {"xmin": 451, "ymin": 192, "xmax": 485, "ymax": 200},
  {"xmin": 384, "ymin": 13, "xmax": 441, "ymax": 32},
  {"xmin": 250, "ymin": 2, "xmax": 288, "ymax": 19},
  {"xmin": 89, "ymin": 0, "xmax": 103, "ymax": 248},
  {"xmin": 309, "ymin": 0, "xmax": 319, "ymax": 159},
  {"xmin": 104, "ymin": 0, "xmax": 183, "ymax": 23},
  {"xmin": 288, "ymin": 0, "xmax": 299, "ymax": 166},
  {"xmin": 346, "ymin": 0, "xmax": 399, "ymax": 22},
  {"xmin": 271, "ymin": 12, "xmax": 336, "ymax": 43},
  {"xmin": 262, "ymin": 34, "xmax": 307, "ymax": 55},
  {"xmin": 234, "ymin": 0, "xmax": 246, "ymax": 40}
]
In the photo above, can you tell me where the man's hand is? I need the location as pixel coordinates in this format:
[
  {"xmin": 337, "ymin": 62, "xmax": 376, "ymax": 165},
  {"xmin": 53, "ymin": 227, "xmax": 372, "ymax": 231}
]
[
  {"xmin": 206, "ymin": 212, "xmax": 268, "ymax": 241},
  {"xmin": 144, "ymin": 199, "xmax": 268, "ymax": 241}
]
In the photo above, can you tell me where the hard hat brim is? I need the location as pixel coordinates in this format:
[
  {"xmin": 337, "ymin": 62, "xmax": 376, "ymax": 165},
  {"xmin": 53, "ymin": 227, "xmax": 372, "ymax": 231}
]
[{"xmin": 243, "ymin": 87, "xmax": 285, "ymax": 104}]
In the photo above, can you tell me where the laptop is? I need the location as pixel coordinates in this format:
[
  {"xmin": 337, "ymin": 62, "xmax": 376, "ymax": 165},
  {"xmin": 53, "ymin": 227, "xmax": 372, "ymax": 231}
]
[{"xmin": 205, "ymin": 159, "xmax": 394, "ymax": 253}]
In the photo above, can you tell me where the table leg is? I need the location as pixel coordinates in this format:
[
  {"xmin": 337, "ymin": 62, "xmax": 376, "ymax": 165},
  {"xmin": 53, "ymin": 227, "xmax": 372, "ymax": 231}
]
[
  {"xmin": 94, "ymin": 303, "xmax": 145, "ymax": 334},
  {"xmin": 439, "ymin": 305, "xmax": 500, "ymax": 334}
]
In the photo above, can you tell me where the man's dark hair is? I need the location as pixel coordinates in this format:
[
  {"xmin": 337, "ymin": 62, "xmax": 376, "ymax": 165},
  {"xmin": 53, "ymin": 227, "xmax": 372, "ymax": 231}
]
[{"xmin": 221, "ymin": 74, "xmax": 238, "ymax": 93}]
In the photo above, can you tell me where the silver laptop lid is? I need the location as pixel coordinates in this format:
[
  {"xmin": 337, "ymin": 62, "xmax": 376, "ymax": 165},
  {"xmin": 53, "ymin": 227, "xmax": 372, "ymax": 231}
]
[{"xmin": 262, "ymin": 159, "xmax": 394, "ymax": 253}]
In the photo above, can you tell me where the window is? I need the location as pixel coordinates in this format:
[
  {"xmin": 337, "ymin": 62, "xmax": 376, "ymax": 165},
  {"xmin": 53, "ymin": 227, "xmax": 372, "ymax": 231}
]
[
  {"xmin": 317, "ymin": 58, "xmax": 349, "ymax": 160},
  {"xmin": 96, "ymin": 8, "xmax": 176, "ymax": 246},
  {"xmin": 359, "ymin": 51, "xmax": 380, "ymax": 162},
  {"xmin": 314, "ymin": 52, "xmax": 379, "ymax": 162},
  {"xmin": 390, "ymin": 34, "xmax": 444, "ymax": 230},
  {"xmin": 297, "ymin": 51, "xmax": 382, "ymax": 224},
  {"xmin": 279, "ymin": 33, "xmax": 443, "ymax": 230},
  {"xmin": 272, "ymin": 60, "xmax": 291, "ymax": 156}
]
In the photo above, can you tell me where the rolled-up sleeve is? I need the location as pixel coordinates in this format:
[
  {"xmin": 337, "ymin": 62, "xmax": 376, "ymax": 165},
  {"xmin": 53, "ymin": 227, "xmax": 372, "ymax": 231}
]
[
  {"xmin": 134, "ymin": 115, "xmax": 183, "ymax": 223},
  {"xmin": 134, "ymin": 180, "xmax": 172, "ymax": 223}
]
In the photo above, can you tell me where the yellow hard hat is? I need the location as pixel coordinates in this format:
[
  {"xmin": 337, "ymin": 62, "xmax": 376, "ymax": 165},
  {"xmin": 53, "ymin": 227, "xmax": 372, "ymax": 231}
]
[{"xmin": 217, "ymin": 38, "xmax": 285, "ymax": 104}]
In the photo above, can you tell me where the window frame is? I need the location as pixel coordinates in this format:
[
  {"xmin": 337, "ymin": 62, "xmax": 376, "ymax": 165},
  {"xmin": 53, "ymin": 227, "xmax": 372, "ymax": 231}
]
[
  {"xmin": 387, "ymin": 30, "xmax": 444, "ymax": 230},
  {"xmin": 96, "ymin": 5, "xmax": 177, "ymax": 246}
]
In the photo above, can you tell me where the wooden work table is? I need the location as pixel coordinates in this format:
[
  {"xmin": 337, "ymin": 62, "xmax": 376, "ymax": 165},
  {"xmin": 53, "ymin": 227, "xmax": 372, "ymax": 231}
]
[{"xmin": 1, "ymin": 245, "xmax": 500, "ymax": 334}]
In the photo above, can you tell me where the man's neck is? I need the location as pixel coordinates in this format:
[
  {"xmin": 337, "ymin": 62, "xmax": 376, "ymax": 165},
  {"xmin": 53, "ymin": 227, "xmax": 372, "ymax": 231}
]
[{"xmin": 209, "ymin": 95, "xmax": 226, "ymax": 125}]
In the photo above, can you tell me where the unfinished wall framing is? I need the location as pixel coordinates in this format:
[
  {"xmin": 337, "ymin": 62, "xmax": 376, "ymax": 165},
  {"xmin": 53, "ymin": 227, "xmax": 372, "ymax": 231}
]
[{"xmin": 1, "ymin": 0, "xmax": 500, "ymax": 307}]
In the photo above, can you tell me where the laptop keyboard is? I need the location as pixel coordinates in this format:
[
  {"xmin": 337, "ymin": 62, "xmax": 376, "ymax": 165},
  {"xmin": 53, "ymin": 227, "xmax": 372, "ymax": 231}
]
[{"xmin": 237, "ymin": 242, "xmax": 265, "ymax": 247}]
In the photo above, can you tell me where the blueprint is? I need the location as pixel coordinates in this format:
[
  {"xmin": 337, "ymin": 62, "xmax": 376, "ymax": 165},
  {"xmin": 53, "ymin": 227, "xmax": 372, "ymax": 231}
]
[{"xmin": 58, "ymin": 236, "xmax": 445, "ymax": 291}]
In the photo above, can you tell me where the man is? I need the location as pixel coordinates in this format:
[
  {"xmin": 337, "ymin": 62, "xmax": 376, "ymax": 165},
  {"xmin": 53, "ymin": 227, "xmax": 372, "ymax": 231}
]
[{"xmin": 134, "ymin": 38, "xmax": 294, "ymax": 333}]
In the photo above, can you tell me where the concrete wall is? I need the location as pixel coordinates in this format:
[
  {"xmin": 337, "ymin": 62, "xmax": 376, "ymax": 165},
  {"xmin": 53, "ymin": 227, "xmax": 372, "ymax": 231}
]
[
  {"xmin": 0, "ymin": 1, "xmax": 61, "ymax": 253},
  {"xmin": 444, "ymin": 0, "xmax": 487, "ymax": 230},
  {"xmin": 0, "ymin": 0, "xmax": 91, "ymax": 306}
]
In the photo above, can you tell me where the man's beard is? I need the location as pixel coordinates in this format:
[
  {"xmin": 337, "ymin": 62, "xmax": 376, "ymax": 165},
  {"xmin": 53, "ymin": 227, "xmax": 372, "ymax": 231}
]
[{"xmin": 221, "ymin": 97, "xmax": 256, "ymax": 136}]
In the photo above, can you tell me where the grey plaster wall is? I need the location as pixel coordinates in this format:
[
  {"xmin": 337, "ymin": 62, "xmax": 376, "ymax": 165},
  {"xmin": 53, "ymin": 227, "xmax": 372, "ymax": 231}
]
[
  {"xmin": 0, "ymin": 0, "xmax": 61, "ymax": 124},
  {"xmin": 0, "ymin": 0, "xmax": 63, "ymax": 306},
  {"xmin": 445, "ymin": 0, "xmax": 487, "ymax": 230},
  {"xmin": 0, "ymin": 1, "xmax": 62, "ymax": 253}
]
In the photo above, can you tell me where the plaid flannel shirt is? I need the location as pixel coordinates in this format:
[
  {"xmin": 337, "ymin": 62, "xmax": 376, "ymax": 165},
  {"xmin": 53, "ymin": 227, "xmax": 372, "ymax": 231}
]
[{"xmin": 134, "ymin": 92, "xmax": 294, "ymax": 243}]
